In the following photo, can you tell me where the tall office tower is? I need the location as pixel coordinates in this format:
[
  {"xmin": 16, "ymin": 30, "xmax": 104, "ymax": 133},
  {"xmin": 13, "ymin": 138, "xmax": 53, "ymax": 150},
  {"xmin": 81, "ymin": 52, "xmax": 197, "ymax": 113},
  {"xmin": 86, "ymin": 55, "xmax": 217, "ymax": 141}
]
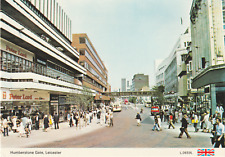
[
  {"xmin": 132, "ymin": 74, "xmax": 149, "ymax": 91},
  {"xmin": 121, "ymin": 78, "xmax": 127, "ymax": 92}
]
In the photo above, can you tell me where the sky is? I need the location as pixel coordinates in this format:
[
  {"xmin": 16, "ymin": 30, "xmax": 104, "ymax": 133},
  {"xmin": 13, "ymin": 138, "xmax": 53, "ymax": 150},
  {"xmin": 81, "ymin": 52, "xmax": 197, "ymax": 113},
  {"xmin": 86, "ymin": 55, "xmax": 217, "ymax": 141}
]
[{"xmin": 58, "ymin": 0, "xmax": 193, "ymax": 91}]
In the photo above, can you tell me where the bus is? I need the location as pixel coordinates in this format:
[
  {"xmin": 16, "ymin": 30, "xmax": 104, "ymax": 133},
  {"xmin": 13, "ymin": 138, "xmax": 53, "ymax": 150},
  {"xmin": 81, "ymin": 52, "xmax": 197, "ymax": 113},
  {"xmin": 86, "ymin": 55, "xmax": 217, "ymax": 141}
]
[{"xmin": 151, "ymin": 106, "xmax": 160, "ymax": 116}]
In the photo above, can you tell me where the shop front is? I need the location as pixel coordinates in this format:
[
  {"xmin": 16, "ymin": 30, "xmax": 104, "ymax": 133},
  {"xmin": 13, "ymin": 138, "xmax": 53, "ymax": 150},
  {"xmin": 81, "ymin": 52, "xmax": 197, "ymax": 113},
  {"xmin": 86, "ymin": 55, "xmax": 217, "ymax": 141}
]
[
  {"xmin": 192, "ymin": 64, "xmax": 225, "ymax": 116},
  {"xmin": 50, "ymin": 94, "xmax": 76, "ymax": 122},
  {"xmin": 0, "ymin": 88, "xmax": 50, "ymax": 119}
]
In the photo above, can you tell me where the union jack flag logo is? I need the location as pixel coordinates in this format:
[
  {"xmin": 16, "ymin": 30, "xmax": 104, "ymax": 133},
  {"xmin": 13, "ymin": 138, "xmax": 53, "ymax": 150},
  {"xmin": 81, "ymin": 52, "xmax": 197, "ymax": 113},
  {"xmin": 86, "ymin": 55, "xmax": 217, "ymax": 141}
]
[{"xmin": 197, "ymin": 149, "xmax": 215, "ymax": 156}]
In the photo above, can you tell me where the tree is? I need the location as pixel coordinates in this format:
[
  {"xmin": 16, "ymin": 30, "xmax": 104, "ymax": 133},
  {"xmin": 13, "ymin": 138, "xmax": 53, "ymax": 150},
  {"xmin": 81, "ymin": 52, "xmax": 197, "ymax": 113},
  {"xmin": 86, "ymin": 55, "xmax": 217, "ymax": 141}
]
[
  {"xmin": 73, "ymin": 86, "xmax": 94, "ymax": 111},
  {"xmin": 152, "ymin": 85, "xmax": 165, "ymax": 108},
  {"xmin": 129, "ymin": 97, "xmax": 137, "ymax": 104}
]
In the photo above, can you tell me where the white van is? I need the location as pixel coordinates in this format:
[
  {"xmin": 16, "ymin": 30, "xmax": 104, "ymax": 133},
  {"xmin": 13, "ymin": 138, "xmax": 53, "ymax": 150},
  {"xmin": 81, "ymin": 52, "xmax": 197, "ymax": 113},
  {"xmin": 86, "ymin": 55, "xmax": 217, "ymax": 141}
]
[{"xmin": 112, "ymin": 102, "xmax": 122, "ymax": 112}]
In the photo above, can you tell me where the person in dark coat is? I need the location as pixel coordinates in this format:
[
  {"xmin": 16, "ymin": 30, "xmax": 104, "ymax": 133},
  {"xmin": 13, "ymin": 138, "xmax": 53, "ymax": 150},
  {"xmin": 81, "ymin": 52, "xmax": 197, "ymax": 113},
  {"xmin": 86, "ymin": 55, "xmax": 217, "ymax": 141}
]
[
  {"xmin": 43, "ymin": 115, "xmax": 49, "ymax": 132},
  {"xmin": 178, "ymin": 114, "xmax": 191, "ymax": 139},
  {"xmin": 53, "ymin": 113, "xmax": 59, "ymax": 129},
  {"xmin": 136, "ymin": 112, "xmax": 142, "ymax": 126},
  {"xmin": 35, "ymin": 113, "xmax": 40, "ymax": 130}
]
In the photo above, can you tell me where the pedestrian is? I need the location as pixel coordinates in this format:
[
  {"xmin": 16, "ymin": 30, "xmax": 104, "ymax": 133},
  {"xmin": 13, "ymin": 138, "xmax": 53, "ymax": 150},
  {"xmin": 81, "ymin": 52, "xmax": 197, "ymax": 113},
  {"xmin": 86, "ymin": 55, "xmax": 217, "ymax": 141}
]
[
  {"xmin": 160, "ymin": 110, "xmax": 164, "ymax": 122},
  {"xmin": 35, "ymin": 113, "xmax": 40, "ymax": 130},
  {"xmin": 168, "ymin": 113, "xmax": 175, "ymax": 129},
  {"xmin": 175, "ymin": 110, "xmax": 179, "ymax": 123},
  {"xmin": 110, "ymin": 113, "xmax": 113, "ymax": 127},
  {"xmin": 74, "ymin": 113, "xmax": 79, "ymax": 129},
  {"xmin": 18, "ymin": 120, "xmax": 25, "ymax": 137},
  {"xmin": 135, "ymin": 112, "xmax": 141, "ymax": 126},
  {"xmin": 106, "ymin": 112, "xmax": 110, "ymax": 126},
  {"xmin": 216, "ymin": 105, "xmax": 224, "ymax": 120},
  {"xmin": 11, "ymin": 116, "xmax": 18, "ymax": 133},
  {"xmin": 178, "ymin": 114, "xmax": 191, "ymax": 139},
  {"xmin": 213, "ymin": 118, "xmax": 225, "ymax": 148},
  {"xmin": 43, "ymin": 115, "xmax": 49, "ymax": 132},
  {"xmin": 152, "ymin": 115, "xmax": 160, "ymax": 131},
  {"xmin": 69, "ymin": 114, "xmax": 73, "ymax": 127},
  {"xmin": 97, "ymin": 110, "xmax": 101, "ymax": 124},
  {"xmin": 27, "ymin": 116, "xmax": 32, "ymax": 133},
  {"xmin": 164, "ymin": 110, "xmax": 168, "ymax": 122},
  {"xmin": 53, "ymin": 113, "xmax": 59, "ymax": 129},
  {"xmin": 203, "ymin": 111, "xmax": 210, "ymax": 132},
  {"xmin": 193, "ymin": 112, "xmax": 199, "ymax": 132},
  {"xmin": 200, "ymin": 113, "xmax": 205, "ymax": 130},
  {"xmin": 2, "ymin": 118, "xmax": 9, "ymax": 136},
  {"xmin": 48, "ymin": 114, "xmax": 53, "ymax": 129}
]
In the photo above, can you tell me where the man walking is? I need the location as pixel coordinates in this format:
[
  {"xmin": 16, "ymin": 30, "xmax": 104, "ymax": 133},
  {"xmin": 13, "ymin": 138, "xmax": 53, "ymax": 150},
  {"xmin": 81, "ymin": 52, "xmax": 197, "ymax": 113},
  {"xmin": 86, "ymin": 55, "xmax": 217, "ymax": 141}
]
[
  {"xmin": 53, "ymin": 113, "xmax": 59, "ymax": 129},
  {"xmin": 35, "ymin": 113, "xmax": 40, "ymax": 130},
  {"xmin": 2, "ymin": 118, "xmax": 9, "ymax": 136},
  {"xmin": 178, "ymin": 114, "xmax": 191, "ymax": 139},
  {"xmin": 213, "ymin": 118, "xmax": 224, "ymax": 148}
]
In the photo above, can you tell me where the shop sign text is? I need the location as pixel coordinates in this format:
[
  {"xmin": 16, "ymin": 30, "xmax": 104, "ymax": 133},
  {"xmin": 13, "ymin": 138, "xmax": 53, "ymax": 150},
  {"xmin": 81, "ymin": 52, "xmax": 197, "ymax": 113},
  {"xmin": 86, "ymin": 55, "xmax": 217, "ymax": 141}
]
[
  {"xmin": 6, "ymin": 45, "xmax": 27, "ymax": 58},
  {"xmin": 9, "ymin": 94, "xmax": 32, "ymax": 100}
]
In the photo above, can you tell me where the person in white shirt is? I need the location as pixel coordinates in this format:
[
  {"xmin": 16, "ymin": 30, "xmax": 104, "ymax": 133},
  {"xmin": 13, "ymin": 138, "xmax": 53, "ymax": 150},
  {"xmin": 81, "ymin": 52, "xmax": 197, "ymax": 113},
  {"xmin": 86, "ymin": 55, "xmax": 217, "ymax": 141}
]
[{"xmin": 214, "ymin": 118, "xmax": 224, "ymax": 148}]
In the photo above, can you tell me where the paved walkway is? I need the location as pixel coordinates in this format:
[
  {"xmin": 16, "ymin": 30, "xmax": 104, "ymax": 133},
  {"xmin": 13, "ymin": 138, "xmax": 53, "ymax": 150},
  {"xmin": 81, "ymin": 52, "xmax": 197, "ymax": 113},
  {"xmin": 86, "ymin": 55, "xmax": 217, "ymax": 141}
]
[
  {"xmin": 1, "ymin": 117, "xmax": 105, "ymax": 148},
  {"xmin": 0, "ymin": 104, "xmax": 214, "ymax": 148},
  {"xmin": 136, "ymin": 105, "xmax": 213, "ymax": 140}
]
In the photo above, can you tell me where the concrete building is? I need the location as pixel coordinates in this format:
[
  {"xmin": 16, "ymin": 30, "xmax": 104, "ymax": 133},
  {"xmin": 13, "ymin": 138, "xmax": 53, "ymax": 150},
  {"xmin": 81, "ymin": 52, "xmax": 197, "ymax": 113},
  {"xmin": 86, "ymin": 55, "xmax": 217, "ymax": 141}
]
[
  {"xmin": 121, "ymin": 78, "xmax": 126, "ymax": 92},
  {"xmin": 72, "ymin": 34, "xmax": 110, "ymax": 105},
  {"xmin": 127, "ymin": 80, "xmax": 131, "ymax": 91},
  {"xmin": 164, "ymin": 28, "xmax": 191, "ymax": 106},
  {"xmin": 0, "ymin": 0, "xmax": 88, "ymax": 121},
  {"xmin": 132, "ymin": 74, "xmax": 149, "ymax": 91},
  {"xmin": 190, "ymin": 0, "xmax": 225, "ymax": 115},
  {"xmin": 155, "ymin": 59, "xmax": 167, "ymax": 86}
]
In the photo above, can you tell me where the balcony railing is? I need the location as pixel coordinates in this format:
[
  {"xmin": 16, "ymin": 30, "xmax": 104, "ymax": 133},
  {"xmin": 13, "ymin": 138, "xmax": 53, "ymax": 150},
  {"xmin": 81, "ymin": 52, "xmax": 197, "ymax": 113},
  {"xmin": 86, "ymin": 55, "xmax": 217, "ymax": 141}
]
[{"xmin": 0, "ymin": 54, "xmax": 75, "ymax": 84}]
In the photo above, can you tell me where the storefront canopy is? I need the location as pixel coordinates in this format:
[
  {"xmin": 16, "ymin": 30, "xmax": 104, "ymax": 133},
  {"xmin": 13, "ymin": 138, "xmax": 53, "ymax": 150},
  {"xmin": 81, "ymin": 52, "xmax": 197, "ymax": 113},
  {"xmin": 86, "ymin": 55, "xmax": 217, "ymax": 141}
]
[{"xmin": 192, "ymin": 64, "xmax": 225, "ymax": 89}]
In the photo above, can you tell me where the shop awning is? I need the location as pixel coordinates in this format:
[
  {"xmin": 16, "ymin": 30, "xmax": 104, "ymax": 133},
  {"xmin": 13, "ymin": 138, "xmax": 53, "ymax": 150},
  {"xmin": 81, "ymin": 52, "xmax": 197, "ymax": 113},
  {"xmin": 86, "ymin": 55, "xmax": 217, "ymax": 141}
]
[{"xmin": 192, "ymin": 64, "xmax": 225, "ymax": 89}]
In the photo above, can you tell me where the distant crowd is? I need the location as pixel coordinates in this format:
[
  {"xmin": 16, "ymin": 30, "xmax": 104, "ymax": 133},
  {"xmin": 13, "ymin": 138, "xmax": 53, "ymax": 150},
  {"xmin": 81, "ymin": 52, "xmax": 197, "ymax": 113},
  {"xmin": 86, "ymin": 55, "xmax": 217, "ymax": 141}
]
[{"xmin": 0, "ymin": 106, "xmax": 114, "ymax": 138}]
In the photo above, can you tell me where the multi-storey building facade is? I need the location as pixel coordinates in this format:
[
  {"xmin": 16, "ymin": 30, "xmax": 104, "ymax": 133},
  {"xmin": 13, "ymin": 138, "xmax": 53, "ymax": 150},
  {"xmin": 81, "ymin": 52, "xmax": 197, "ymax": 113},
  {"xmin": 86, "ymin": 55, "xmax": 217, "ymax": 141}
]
[
  {"xmin": 0, "ymin": 0, "xmax": 87, "ymax": 120},
  {"xmin": 72, "ymin": 34, "xmax": 110, "ymax": 105},
  {"xmin": 164, "ymin": 28, "xmax": 191, "ymax": 106},
  {"xmin": 190, "ymin": 0, "xmax": 225, "ymax": 115},
  {"xmin": 131, "ymin": 74, "xmax": 149, "ymax": 91},
  {"xmin": 155, "ymin": 59, "xmax": 167, "ymax": 86}
]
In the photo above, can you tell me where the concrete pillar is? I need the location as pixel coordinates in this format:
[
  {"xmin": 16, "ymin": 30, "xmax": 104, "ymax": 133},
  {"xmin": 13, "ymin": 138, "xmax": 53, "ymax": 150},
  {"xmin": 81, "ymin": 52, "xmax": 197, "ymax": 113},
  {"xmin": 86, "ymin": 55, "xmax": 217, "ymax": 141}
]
[{"xmin": 210, "ymin": 84, "xmax": 217, "ymax": 115}]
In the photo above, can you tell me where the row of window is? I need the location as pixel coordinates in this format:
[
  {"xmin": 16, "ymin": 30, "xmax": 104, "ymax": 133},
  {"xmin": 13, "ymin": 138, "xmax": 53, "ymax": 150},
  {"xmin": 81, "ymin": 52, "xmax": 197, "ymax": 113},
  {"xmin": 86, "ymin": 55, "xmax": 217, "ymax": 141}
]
[
  {"xmin": 22, "ymin": 0, "xmax": 71, "ymax": 40},
  {"xmin": 83, "ymin": 75, "xmax": 104, "ymax": 91},
  {"xmin": 79, "ymin": 37, "xmax": 107, "ymax": 76},
  {"xmin": 79, "ymin": 60, "xmax": 107, "ymax": 85},
  {"xmin": 1, "ymin": 51, "xmax": 74, "ymax": 84}
]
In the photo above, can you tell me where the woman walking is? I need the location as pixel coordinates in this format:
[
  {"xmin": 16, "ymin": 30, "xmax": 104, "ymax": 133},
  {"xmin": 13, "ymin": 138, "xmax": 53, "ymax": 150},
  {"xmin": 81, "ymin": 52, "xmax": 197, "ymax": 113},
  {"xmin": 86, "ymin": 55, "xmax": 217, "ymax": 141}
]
[
  {"xmin": 168, "ymin": 113, "xmax": 175, "ymax": 129},
  {"xmin": 193, "ymin": 112, "xmax": 199, "ymax": 132}
]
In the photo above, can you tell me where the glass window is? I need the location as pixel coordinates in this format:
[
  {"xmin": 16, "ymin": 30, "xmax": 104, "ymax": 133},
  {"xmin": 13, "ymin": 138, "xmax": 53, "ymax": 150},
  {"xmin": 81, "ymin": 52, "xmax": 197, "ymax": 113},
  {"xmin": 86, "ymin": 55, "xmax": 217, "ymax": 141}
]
[
  {"xmin": 15, "ymin": 56, "xmax": 19, "ymax": 72},
  {"xmin": 2, "ymin": 51, "xmax": 7, "ymax": 71},
  {"xmin": 11, "ymin": 55, "xmax": 16, "ymax": 72},
  {"xmin": 7, "ymin": 53, "xmax": 12, "ymax": 72}
]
